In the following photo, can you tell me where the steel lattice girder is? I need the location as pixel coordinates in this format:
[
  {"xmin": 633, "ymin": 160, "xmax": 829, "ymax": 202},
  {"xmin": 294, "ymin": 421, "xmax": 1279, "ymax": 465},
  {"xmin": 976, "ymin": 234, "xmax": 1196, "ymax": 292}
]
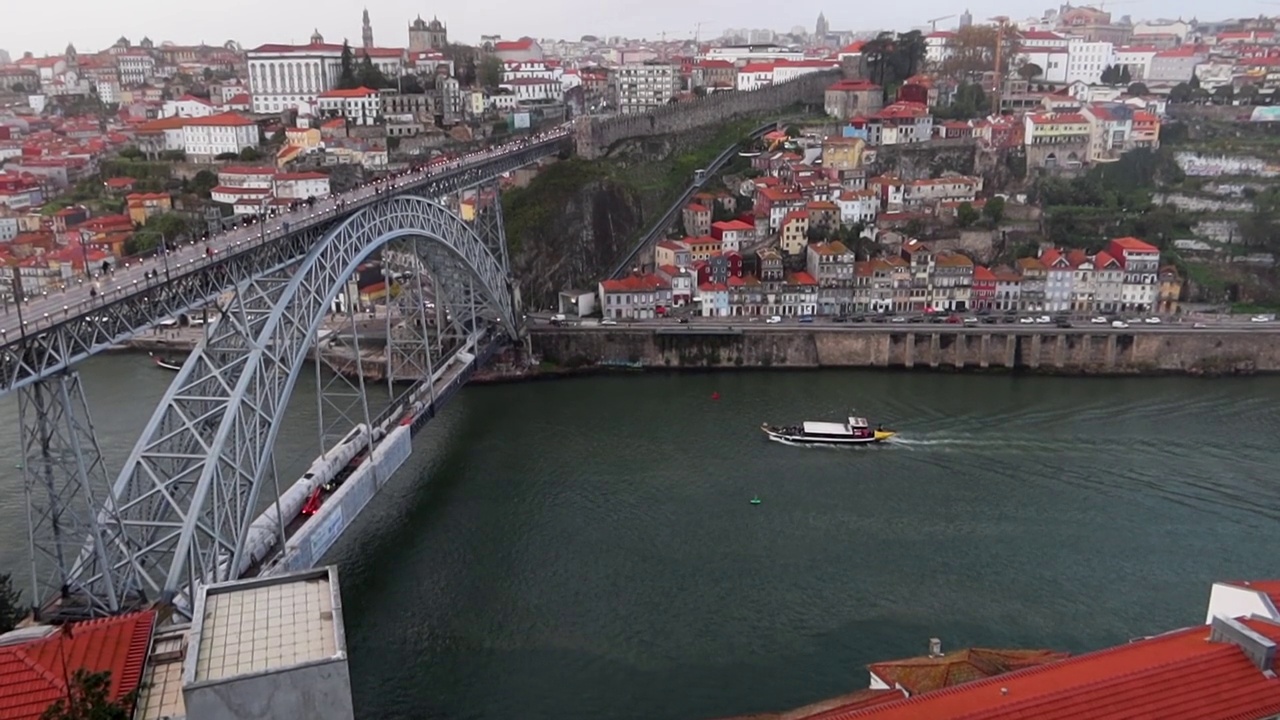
[
  {"xmin": 73, "ymin": 197, "xmax": 515, "ymax": 611},
  {"xmin": 0, "ymin": 138, "xmax": 566, "ymax": 396}
]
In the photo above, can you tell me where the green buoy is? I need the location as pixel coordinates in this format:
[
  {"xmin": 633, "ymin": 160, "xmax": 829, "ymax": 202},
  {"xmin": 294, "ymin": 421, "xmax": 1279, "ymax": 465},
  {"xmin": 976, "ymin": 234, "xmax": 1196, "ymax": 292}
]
[{"xmin": 750, "ymin": 496, "xmax": 762, "ymax": 505}]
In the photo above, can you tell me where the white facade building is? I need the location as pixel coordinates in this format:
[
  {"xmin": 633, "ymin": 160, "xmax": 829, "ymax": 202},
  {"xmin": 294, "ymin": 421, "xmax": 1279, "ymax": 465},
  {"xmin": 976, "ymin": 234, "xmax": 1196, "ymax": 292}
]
[
  {"xmin": 117, "ymin": 50, "xmax": 155, "ymax": 86},
  {"xmin": 925, "ymin": 32, "xmax": 955, "ymax": 65},
  {"xmin": 181, "ymin": 112, "xmax": 259, "ymax": 160},
  {"xmin": 247, "ymin": 36, "xmax": 342, "ymax": 115},
  {"xmin": 1114, "ymin": 46, "xmax": 1158, "ymax": 81},
  {"xmin": 1066, "ymin": 39, "xmax": 1115, "ymax": 84},
  {"xmin": 736, "ymin": 64, "xmax": 775, "ymax": 91},
  {"xmin": 1019, "ymin": 48, "xmax": 1070, "ymax": 83},
  {"xmin": 701, "ymin": 45, "xmax": 804, "ymax": 64},
  {"xmin": 161, "ymin": 95, "xmax": 215, "ymax": 118},
  {"xmin": 615, "ymin": 62, "xmax": 678, "ymax": 115},
  {"xmin": 273, "ymin": 172, "xmax": 330, "ymax": 200},
  {"xmin": 498, "ymin": 77, "xmax": 561, "ymax": 102},
  {"xmin": 316, "ymin": 87, "xmax": 381, "ymax": 126}
]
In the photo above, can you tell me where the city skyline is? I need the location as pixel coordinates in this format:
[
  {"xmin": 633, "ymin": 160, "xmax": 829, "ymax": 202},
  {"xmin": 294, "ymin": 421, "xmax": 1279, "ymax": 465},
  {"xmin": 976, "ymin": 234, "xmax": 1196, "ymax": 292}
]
[{"xmin": 0, "ymin": 0, "xmax": 1264, "ymax": 58}]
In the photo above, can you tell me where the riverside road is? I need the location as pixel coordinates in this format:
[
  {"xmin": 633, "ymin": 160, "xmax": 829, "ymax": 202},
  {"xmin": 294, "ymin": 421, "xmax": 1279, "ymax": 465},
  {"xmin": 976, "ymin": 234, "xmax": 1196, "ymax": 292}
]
[{"xmin": 529, "ymin": 317, "xmax": 1280, "ymax": 335}]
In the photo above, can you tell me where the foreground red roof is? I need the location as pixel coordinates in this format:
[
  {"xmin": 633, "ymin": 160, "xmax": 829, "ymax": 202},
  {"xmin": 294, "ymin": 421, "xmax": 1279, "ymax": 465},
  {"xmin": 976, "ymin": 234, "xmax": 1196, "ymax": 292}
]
[
  {"xmin": 0, "ymin": 611, "xmax": 155, "ymax": 720},
  {"xmin": 814, "ymin": 618, "xmax": 1280, "ymax": 720}
]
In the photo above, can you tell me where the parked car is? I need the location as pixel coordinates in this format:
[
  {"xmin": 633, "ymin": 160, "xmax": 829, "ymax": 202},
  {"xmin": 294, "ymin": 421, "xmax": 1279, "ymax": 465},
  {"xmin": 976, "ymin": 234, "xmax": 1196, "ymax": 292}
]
[
  {"xmin": 1035, "ymin": 315, "xmax": 1052, "ymax": 324},
  {"xmin": 963, "ymin": 316, "xmax": 979, "ymax": 325},
  {"xmin": 766, "ymin": 316, "xmax": 782, "ymax": 324},
  {"xmin": 678, "ymin": 317, "xmax": 690, "ymax": 324},
  {"xmin": 1090, "ymin": 316, "xmax": 1108, "ymax": 324},
  {"xmin": 600, "ymin": 319, "xmax": 618, "ymax": 326},
  {"xmin": 1112, "ymin": 320, "xmax": 1130, "ymax": 328},
  {"xmin": 799, "ymin": 315, "xmax": 814, "ymax": 323},
  {"xmin": 1193, "ymin": 322, "xmax": 1207, "ymax": 328},
  {"xmin": 1251, "ymin": 314, "xmax": 1272, "ymax": 323},
  {"xmin": 892, "ymin": 316, "xmax": 908, "ymax": 324},
  {"xmin": 1144, "ymin": 317, "xmax": 1162, "ymax": 324},
  {"xmin": 1018, "ymin": 317, "xmax": 1035, "ymax": 324}
]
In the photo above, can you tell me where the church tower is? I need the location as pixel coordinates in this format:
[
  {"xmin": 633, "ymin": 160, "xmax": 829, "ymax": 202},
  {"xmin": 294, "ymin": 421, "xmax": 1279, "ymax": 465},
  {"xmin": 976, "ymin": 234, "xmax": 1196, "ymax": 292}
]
[
  {"xmin": 815, "ymin": 12, "xmax": 829, "ymax": 39},
  {"xmin": 362, "ymin": 8, "xmax": 374, "ymax": 49}
]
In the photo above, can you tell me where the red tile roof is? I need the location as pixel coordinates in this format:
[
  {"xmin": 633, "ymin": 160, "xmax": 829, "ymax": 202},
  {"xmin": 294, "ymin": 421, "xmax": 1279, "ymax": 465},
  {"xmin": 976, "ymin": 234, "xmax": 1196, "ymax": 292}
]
[
  {"xmin": 1110, "ymin": 236, "xmax": 1158, "ymax": 254},
  {"xmin": 318, "ymin": 86, "xmax": 378, "ymax": 99},
  {"xmin": 686, "ymin": 203, "xmax": 709, "ymax": 213},
  {"xmin": 0, "ymin": 611, "xmax": 155, "ymax": 720},
  {"xmin": 812, "ymin": 618, "xmax": 1280, "ymax": 720},
  {"xmin": 788, "ymin": 271, "xmax": 817, "ymax": 285},
  {"xmin": 187, "ymin": 112, "xmax": 255, "ymax": 127},
  {"xmin": 600, "ymin": 273, "xmax": 669, "ymax": 293},
  {"xmin": 494, "ymin": 38, "xmax": 536, "ymax": 52},
  {"xmin": 740, "ymin": 63, "xmax": 775, "ymax": 74}
]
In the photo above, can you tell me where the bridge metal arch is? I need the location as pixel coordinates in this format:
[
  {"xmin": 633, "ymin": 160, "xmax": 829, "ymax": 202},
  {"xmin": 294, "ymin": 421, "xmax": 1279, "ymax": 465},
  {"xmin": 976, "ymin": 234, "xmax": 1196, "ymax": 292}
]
[{"xmin": 75, "ymin": 196, "xmax": 515, "ymax": 611}]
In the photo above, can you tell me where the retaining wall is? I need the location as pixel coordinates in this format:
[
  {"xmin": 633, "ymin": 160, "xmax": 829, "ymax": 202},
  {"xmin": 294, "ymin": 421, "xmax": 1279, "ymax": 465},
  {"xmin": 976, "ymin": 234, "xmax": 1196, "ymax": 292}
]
[
  {"xmin": 574, "ymin": 71, "xmax": 840, "ymax": 159},
  {"xmin": 531, "ymin": 327, "xmax": 1280, "ymax": 376}
]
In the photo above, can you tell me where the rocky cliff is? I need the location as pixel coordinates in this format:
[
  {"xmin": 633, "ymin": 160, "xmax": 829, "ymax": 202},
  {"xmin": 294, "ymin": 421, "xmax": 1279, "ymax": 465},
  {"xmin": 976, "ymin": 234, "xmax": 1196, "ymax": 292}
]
[
  {"xmin": 503, "ymin": 116, "xmax": 788, "ymax": 309},
  {"xmin": 506, "ymin": 170, "xmax": 645, "ymax": 308}
]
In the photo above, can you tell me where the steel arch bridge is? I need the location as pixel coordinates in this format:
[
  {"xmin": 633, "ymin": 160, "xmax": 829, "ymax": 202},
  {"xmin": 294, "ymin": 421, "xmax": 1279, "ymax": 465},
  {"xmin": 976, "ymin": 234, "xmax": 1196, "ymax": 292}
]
[{"xmin": 11, "ymin": 138, "xmax": 561, "ymax": 619}]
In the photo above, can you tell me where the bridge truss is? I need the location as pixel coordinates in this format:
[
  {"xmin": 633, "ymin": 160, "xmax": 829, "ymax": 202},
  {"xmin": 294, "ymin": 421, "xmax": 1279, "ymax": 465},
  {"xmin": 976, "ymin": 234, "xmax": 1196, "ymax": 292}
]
[{"xmin": 16, "ymin": 182, "xmax": 524, "ymax": 619}]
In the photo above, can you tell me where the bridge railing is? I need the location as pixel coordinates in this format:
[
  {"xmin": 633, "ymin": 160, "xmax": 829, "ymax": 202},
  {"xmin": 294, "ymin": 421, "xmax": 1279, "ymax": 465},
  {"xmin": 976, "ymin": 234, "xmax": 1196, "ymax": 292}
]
[{"xmin": 0, "ymin": 136, "xmax": 571, "ymax": 346}]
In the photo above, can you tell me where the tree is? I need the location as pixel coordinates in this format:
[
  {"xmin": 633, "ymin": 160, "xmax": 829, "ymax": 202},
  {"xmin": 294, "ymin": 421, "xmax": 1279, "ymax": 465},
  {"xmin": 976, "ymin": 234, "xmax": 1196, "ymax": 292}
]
[
  {"xmin": 356, "ymin": 56, "xmax": 388, "ymax": 89},
  {"xmin": 40, "ymin": 668, "xmax": 134, "ymax": 720},
  {"xmin": 1168, "ymin": 82, "xmax": 1193, "ymax": 103},
  {"xmin": 478, "ymin": 55, "xmax": 502, "ymax": 88},
  {"xmin": 0, "ymin": 573, "xmax": 22, "ymax": 633},
  {"xmin": 399, "ymin": 74, "xmax": 424, "ymax": 94},
  {"xmin": 896, "ymin": 30, "xmax": 927, "ymax": 79},
  {"xmin": 956, "ymin": 202, "xmax": 979, "ymax": 228},
  {"xmin": 1100, "ymin": 65, "xmax": 1120, "ymax": 85},
  {"xmin": 1119, "ymin": 66, "xmax": 1132, "ymax": 85},
  {"xmin": 188, "ymin": 169, "xmax": 217, "ymax": 196},
  {"xmin": 339, "ymin": 41, "xmax": 357, "ymax": 89},
  {"xmin": 1127, "ymin": 82, "xmax": 1149, "ymax": 96},
  {"xmin": 1213, "ymin": 84, "xmax": 1235, "ymax": 104},
  {"xmin": 938, "ymin": 25, "xmax": 1019, "ymax": 83},
  {"xmin": 982, "ymin": 196, "xmax": 1006, "ymax": 225},
  {"xmin": 117, "ymin": 146, "xmax": 144, "ymax": 161},
  {"xmin": 1017, "ymin": 63, "xmax": 1043, "ymax": 82},
  {"xmin": 10, "ymin": 83, "xmax": 25, "ymax": 93},
  {"xmin": 1239, "ymin": 83, "xmax": 1260, "ymax": 104},
  {"xmin": 238, "ymin": 147, "xmax": 262, "ymax": 161}
]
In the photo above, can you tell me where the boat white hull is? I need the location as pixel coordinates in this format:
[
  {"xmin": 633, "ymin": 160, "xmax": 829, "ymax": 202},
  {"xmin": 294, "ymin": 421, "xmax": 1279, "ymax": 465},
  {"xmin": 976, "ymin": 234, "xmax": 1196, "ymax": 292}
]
[{"xmin": 761, "ymin": 424, "xmax": 895, "ymax": 446}]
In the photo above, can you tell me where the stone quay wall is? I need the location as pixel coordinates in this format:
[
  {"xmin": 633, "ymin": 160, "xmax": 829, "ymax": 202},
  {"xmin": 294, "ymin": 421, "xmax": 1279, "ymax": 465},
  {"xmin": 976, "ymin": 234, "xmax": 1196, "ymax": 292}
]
[
  {"xmin": 574, "ymin": 71, "xmax": 840, "ymax": 159},
  {"xmin": 531, "ymin": 327, "xmax": 1280, "ymax": 376}
]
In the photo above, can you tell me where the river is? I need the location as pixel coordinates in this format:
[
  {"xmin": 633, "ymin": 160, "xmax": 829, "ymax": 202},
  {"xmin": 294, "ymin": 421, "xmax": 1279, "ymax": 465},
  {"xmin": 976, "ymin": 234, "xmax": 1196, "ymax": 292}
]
[{"xmin": 2, "ymin": 358, "xmax": 1279, "ymax": 720}]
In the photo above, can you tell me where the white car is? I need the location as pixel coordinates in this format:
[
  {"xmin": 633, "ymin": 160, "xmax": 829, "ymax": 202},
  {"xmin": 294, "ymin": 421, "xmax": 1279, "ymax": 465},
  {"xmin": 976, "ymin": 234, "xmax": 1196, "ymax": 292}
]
[
  {"xmin": 600, "ymin": 319, "xmax": 618, "ymax": 326},
  {"xmin": 963, "ymin": 317, "xmax": 979, "ymax": 324},
  {"xmin": 766, "ymin": 316, "xmax": 782, "ymax": 324},
  {"xmin": 1018, "ymin": 316, "xmax": 1035, "ymax": 324},
  {"xmin": 1090, "ymin": 316, "xmax": 1108, "ymax": 324},
  {"xmin": 890, "ymin": 316, "xmax": 907, "ymax": 323},
  {"xmin": 1144, "ymin": 317, "xmax": 1162, "ymax": 324},
  {"xmin": 1251, "ymin": 315, "xmax": 1272, "ymax": 323},
  {"xmin": 1193, "ymin": 322, "xmax": 1207, "ymax": 329},
  {"xmin": 1112, "ymin": 320, "xmax": 1130, "ymax": 329},
  {"xmin": 1035, "ymin": 315, "xmax": 1052, "ymax": 324}
]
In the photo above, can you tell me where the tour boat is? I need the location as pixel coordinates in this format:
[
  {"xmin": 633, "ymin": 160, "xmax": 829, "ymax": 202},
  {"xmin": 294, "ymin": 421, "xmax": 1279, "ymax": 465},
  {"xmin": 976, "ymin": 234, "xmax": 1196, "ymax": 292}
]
[
  {"xmin": 761, "ymin": 413, "xmax": 896, "ymax": 446},
  {"xmin": 150, "ymin": 353, "xmax": 182, "ymax": 372}
]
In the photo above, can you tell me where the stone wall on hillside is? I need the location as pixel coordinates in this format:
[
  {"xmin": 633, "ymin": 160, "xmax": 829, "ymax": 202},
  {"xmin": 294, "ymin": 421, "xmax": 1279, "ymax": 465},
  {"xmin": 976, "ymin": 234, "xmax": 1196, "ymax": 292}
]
[
  {"xmin": 574, "ymin": 71, "xmax": 840, "ymax": 159},
  {"xmin": 868, "ymin": 140, "xmax": 978, "ymax": 180}
]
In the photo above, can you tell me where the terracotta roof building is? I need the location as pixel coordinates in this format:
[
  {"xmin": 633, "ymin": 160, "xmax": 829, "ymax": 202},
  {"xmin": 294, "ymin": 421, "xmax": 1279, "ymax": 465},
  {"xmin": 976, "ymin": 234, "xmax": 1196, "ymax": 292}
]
[{"xmin": 0, "ymin": 611, "xmax": 155, "ymax": 720}]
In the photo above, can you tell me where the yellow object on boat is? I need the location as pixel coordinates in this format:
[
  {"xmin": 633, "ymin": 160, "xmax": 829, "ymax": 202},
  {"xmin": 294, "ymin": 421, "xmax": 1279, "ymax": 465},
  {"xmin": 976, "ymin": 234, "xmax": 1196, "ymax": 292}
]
[{"xmin": 874, "ymin": 430, "xmax": 897, "ymax": 441}]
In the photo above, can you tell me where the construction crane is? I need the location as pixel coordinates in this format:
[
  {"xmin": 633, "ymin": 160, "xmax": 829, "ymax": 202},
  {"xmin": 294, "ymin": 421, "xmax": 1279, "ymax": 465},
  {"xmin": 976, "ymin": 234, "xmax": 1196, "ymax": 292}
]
[
  {"xmin": 926, "ymin": 15, "xmax": 957, "ymax": 32},
  {"xmin": 693, "ymin": 21, "xmax": 711, "ymax": 44},
  {"xmin": 990, "ymin": 16, "xmax": 1010, "ymax": 114}
]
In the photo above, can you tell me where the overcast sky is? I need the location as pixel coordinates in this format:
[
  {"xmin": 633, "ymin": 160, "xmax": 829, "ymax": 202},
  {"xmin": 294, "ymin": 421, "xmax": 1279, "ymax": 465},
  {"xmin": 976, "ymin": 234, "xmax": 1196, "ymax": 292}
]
[{"xmin": 0, "ymin": 0, "xmax": 1256, "ymax": 58}]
